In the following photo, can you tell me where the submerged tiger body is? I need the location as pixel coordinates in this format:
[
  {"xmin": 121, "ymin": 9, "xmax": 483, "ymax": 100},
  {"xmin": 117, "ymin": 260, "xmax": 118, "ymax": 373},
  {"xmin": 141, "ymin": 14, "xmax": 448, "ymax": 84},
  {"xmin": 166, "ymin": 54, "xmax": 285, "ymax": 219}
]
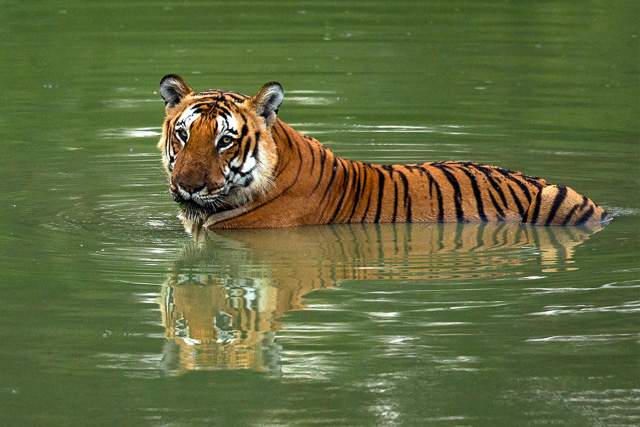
[{"xmin": 158, "ymin": 74, "xmax": 610, "ymax": 229}]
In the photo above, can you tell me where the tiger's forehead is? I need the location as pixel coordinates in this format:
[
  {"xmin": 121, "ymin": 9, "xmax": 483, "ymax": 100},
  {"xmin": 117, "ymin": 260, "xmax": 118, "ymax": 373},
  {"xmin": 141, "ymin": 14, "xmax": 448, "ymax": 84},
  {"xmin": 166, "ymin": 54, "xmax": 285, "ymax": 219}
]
[
  {"xmin": 197, "ymin": 89, "xmax": 250, "ymax": 103},
  {"xmin": 170, "ymin": 89, "xmax": 250, "ymax": 124},
  {"xmin": 186, "ymin": 89, "xmax": 250, "ymax": 113}
]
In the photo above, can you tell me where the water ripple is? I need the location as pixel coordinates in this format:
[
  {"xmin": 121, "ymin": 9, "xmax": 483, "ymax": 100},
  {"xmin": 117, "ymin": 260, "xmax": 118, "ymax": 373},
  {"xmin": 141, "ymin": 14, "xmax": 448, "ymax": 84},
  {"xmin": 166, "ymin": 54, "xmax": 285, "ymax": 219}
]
[
  {"xmin": 527, "ymin": 334, "xmax": 639, "ymax": 343},
  {"xmin": 531, "ymin": 301, "xmax": 640, "ymax": 316},
  {"xmin": 525, "ymin": 279, "xmax": 640, "ymax": 294},
  {"xmin": 99, "ymin": 127, "xmax": 161, "ymax": 139}
]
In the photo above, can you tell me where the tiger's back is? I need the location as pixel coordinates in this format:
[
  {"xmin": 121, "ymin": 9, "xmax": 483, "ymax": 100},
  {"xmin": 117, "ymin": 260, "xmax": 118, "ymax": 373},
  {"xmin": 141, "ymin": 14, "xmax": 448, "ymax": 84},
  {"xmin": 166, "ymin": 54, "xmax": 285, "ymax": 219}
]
[{"xmin": 157, "ymin": 74, "xmax": 611, "ymax": 229}]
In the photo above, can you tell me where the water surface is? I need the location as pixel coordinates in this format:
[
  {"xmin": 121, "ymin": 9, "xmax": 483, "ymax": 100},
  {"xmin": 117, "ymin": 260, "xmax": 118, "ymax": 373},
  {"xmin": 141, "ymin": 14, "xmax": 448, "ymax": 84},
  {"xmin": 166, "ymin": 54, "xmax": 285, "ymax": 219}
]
[{"xmin": 0, "ymin": 1, "xmax": 638, "ymax": 425}]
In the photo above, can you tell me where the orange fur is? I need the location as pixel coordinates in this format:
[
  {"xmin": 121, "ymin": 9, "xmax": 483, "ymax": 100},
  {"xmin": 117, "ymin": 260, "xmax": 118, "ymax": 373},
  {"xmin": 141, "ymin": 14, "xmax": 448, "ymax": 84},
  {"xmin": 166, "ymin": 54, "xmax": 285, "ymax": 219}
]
[{"xmin": 158, "ymin": 75, "xmax": 610, "ymax": 228}]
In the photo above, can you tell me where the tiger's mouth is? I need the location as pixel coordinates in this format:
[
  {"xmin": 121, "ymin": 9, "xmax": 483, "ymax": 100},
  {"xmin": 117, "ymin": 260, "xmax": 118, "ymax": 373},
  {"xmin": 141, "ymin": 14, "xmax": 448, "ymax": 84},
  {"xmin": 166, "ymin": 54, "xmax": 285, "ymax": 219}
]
[
  {"xmin": 177, "ymin": 199, "xmax": 236, "ymax": 221},
  {"xmin": 169, "ymin": 174, "xmax": 259, "ymax": 220},
  {"xmin": 171, "ymin": 186, "xmax": 235, "ymax": 219}
]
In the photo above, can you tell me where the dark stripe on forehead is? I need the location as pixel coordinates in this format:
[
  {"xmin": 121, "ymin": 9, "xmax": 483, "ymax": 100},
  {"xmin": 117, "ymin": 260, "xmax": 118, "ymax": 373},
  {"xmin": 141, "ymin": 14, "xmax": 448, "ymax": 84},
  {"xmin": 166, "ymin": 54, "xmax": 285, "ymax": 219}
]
[
  {"xmin": 197, "ymin": 89, "xmax": 249, "ymax": 101},
  {"xmin": 224, "ymin": 93, "xmax": 249, "ymax": 103},
  {"xmin": 171, "ymin": 107, "xmax": 203, "ymax": 127},
  {"xmin": 179, "ymin": 94, "xmax": 243, "ymax": 120},
  {"xmin": 215, "ymin": 105, "xmax": 233, "ymax": 118}
]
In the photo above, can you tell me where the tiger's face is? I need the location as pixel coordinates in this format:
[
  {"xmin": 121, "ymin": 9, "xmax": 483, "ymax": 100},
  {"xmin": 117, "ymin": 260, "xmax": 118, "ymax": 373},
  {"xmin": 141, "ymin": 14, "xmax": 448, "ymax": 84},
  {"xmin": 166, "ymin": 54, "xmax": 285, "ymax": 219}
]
[{"xmin": 158, "ymin": 75, "xmax": 283, "ymax": 220}]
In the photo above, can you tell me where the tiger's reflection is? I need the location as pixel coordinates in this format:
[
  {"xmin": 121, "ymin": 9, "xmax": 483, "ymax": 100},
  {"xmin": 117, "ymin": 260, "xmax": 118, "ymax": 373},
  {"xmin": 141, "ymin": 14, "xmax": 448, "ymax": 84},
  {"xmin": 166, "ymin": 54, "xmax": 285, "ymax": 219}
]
[{"xmin": 160, "ymin": 220, "xmax": 606, "ymax": 374}]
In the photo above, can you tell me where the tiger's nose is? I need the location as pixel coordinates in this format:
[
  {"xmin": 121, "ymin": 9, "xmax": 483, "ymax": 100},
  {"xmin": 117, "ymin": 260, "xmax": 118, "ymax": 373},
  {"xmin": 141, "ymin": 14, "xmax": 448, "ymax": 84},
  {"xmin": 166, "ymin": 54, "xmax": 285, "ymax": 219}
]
[
  {"xmin": 172, "ymin": 180, "xmax": 206, "ymax": 197},
  {"xmin": 180, "ymin": 183, "xmax": 206, "ymax": 194}
]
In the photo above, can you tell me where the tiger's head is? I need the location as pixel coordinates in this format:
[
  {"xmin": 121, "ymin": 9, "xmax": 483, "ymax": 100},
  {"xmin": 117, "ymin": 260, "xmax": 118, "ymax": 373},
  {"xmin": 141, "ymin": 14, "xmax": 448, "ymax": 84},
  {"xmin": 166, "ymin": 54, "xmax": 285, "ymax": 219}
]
[{"xmin": 158, "ymin": 74, "xmax": 283, "ymax": 220}]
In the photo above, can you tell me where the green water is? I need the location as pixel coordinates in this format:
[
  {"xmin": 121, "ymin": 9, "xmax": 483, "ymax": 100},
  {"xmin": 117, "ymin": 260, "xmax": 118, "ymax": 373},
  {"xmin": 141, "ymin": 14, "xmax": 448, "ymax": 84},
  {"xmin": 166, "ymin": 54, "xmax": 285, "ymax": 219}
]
[{"xmin": 1, "ymin": 1, "xmax": 638, "ymax": 425}]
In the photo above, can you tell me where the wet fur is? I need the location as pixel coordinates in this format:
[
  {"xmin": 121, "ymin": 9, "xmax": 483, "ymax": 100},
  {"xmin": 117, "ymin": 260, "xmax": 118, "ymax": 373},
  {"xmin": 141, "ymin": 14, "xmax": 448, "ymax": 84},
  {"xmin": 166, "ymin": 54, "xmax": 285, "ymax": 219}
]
[{"xmin": 158, "ymin": 75, "xmax": 611, "ymax": 228}]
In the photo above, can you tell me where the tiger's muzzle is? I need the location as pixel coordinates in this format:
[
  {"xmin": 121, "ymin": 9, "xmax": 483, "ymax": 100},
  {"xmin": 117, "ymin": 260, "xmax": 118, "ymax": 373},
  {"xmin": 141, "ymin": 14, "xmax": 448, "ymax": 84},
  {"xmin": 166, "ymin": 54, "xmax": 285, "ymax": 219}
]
[{"xmin": 170, "ymin": 181, "xmax": 227, "ymax": 215}]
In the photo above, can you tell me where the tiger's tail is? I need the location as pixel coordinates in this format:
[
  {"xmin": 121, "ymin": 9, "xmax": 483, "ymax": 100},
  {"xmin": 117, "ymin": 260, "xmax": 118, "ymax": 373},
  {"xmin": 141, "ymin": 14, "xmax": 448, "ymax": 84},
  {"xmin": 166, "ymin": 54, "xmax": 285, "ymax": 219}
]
[{"xmin": 523, "ymin": 185, "xmax": 611, "ymax": 226}]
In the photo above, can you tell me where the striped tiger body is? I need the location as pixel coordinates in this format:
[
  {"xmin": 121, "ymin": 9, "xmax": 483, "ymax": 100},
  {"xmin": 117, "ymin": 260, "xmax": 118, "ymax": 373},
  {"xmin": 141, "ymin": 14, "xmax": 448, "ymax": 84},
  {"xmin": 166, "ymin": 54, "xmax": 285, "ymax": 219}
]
[{"xmin": 158, "ymin": 75, "xmax": 611, "ymax": 228}]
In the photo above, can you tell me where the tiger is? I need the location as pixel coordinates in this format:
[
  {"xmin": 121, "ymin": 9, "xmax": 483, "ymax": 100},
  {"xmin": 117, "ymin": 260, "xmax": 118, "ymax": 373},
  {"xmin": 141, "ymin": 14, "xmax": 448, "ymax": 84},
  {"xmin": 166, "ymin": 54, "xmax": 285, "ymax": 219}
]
[{"xmin": 158, "ymin": 74, "xmax": 611, "ymax": 229}]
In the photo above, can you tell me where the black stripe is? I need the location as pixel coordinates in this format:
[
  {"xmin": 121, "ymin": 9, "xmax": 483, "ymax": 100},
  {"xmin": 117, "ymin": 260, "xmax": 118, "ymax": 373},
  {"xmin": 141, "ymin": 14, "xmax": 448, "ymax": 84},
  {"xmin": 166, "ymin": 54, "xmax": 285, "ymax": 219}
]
[
  {"xmin": 311, "ymin": 147, "xmax": 328, "ymax": 195},
  {"xmin": 381, "ymin": 165, "xmax": 398, "ymax": 222},
  {"xmin": 320, "ymin": 156, "xmax": 339, "ymax": 205},
  {"xmin": 193, "ymin": 94, "xmax": 223, "ymax": 104},
  {"xmin": 214, "ymin": 105, "xmax": 233, "ymax": 118},
  {"xmin": 287, "ymin": 130, "xmax": 304, "ymax": 180},
  {"xmin": 435, "ymin": 164, "xmax": 464, "ymax": 223},
  {"xmin": 282, "ymin": 129, "xmax": 295, "ymax": 148},
  {"xmin": 428, "ymin": 171, "xmax": 435, "ymax": 198},
  {"xmin": 520, "ymin": 174, "xmax": 545, "ymax": 189},
  {"xmin": 425, "ymin": 170, "xmax": 444, "ymax": 223},
  {"xmin": 406, "ymin": 164, "xmax": 427, "ymax": 178},
  {"xmin": 308, "ymin": 138, "xmax": 316, "ymax": 171},
  {"xmin": 561, "ymin": 204, "xmax": 579, "ymax": 226},
  {"xmin": 328, "ymin": 159, "xmax": 352, "ymax": 224},
  {"xmin": 221, "ymin": 130, "xmax": 305, "ymax": 222},
  {"xmin": 574, "ymin": 205, "xmax": 595, "ymax": 225},
  {"xmin": 347, "ymin": 163, "xmax": 364, "ymax": 223},
  {"xmin": 488, "ymin": 192, "xmax": 506, "ymax": 220},
  {"xmin": 374, "ymin": 168, "xmax": 386, "ymax": 223},
  {"xmin": 263, "ymin": 127, "xmax": 301, "ymax": 191},
  {"xmin": 191, "ymin": 102, "xmax": 216, "ymax": 112},
  {"xmin": 495, "ymin": 168, "xmax": 533, "ymax": 203},
  {"xmin": 545, "ymin": 186, "xmax": 568, "ymax": 226},
  {"xmin": 237, "ymin": 117, "xmax": 249, "ymax": 140},
  {"xmin": 361, "ymin": 164, "xmax": 373, "ymax": 222},
  {"xmin": 273, "ymin": 148, "xmax": 289, "ymax": 180},
  {"xmin": 226, "ymin": 93, "xmax": 247, "ymax": 103},
  {"xmin": 251, "ymin": 132, "xmax": 260, "ymax": 159},
  {"xmin": 579, "ymin": 195, "xmax": 589, "ymax": 209},
  {"xmin": 473, "ymin": 164, "xmax": 509, "ymax": 210},
  {"xmin": 198, "ymin": 90, "xmax": 248, "ymax": 103},
  {"xmin": 397, "ymin": 168, "xmax": 411, "ymax": 222},
  {"xmin": 458, "ymin": 166, "xmax": 487, "ymax": 221},
  {"xmin": 237, "ymin": 125, "xmax": 252, "ymax": 166},
  {"xmin": 506, "ymin": 183, "xmax": 525, "ymax": 216},
  {"xmin": 391, "ymin": 181, "xmax": 398, "ymax": 222},
  {"xmin": 528, "ymin": 191, "xmax": 543, "ymax": 224}
]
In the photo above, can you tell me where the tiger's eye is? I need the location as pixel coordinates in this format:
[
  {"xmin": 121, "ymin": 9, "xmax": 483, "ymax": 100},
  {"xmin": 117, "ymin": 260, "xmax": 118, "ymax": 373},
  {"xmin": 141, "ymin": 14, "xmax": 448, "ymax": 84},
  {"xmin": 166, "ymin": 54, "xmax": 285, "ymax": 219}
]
[
  {"xmin": 176, "ymin": 129, "xmax": 188, "ymax": 142},
  {"xmin": 218, "ymin": 135, "xmax": 234, "ymax": 149}
]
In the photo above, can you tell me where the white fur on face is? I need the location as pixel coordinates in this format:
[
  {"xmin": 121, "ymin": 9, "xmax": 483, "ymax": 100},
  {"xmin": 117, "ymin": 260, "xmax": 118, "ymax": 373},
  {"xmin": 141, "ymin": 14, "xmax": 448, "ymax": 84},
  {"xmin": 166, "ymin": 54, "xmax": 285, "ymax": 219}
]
[
  {"xmin": 241, "ymin": 156, "xmax": 256, "ymax": 174},
  {"xmin": 166, "ymin": 106, "xmax": 202, "ymax": 169},
  {"xmin": 176, "ymin": 106, "xmax": 202, "ymax": 145},
  {"xmin": 215, "ymin": 113, "xmax": 239, "ymax": 152}
]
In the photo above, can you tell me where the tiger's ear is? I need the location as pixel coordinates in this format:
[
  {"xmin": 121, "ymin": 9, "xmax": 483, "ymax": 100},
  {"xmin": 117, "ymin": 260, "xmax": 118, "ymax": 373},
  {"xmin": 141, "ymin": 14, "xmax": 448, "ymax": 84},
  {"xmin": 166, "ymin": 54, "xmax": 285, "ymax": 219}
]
[
  {"xmin": 252, "ymin": 82, "xmax": 284, "ymax": 128},
  {"xmin": 159, "ymin": 74, "xmax": 195, "ymax": 112}
]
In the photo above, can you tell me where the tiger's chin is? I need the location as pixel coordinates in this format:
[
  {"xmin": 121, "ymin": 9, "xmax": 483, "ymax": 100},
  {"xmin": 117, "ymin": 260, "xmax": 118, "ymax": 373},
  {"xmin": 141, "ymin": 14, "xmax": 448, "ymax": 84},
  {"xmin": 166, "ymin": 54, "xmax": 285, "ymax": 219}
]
[
  {"xmin": 177, "ymin": 200, "xmax": 215, "ymax": 221},
  {"xmin": 171, "ymin": 192, "xmax": 225, "ymax": 220},
  {"xmin": 173, "ymin": 186, "xmax": 256, "ymax": 222}
]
